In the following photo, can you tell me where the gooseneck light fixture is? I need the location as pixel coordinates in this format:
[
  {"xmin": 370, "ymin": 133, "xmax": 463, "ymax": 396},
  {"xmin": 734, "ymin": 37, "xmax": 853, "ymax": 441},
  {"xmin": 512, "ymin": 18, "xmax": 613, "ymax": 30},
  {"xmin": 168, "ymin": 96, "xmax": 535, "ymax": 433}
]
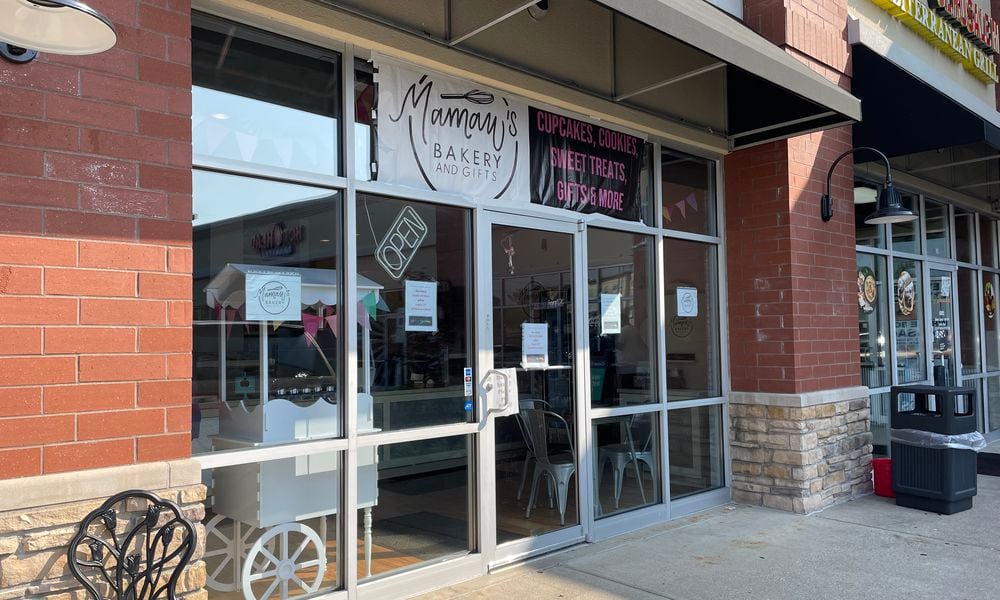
[
  {"xmin": 0, "ymin": 0, "xmax": 117, "ymax": 63},
  {"xmin": 821, "ymin": 146, "xmax": 917, "ymax": 225}
]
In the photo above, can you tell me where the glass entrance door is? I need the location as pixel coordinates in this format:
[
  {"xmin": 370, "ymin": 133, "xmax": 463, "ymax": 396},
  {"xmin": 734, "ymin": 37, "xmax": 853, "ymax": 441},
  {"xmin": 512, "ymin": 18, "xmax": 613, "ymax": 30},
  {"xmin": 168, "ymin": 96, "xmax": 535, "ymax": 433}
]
[
  {"xmin": 930, "ymin": 266, "xmax": 958, "ymax": 385},
  {"xmin": 479, "ymin": 213, "xmax": 586, "ymax": 565}
]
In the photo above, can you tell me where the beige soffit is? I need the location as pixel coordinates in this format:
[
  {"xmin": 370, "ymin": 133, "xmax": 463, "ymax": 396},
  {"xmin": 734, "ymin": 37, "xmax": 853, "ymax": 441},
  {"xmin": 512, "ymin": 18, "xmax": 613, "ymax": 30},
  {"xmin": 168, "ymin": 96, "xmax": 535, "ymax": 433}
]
[{"xmin": 598, "ymin": 0, "xmax": 863, "ymax": 122}]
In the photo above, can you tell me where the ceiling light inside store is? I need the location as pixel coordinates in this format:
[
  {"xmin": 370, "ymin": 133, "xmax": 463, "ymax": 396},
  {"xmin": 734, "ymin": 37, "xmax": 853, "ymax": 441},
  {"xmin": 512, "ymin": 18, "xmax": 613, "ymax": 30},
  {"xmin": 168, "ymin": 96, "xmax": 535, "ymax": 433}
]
[
  {"xmin": 0, "ymin": 0, "xmax": 117, "ymax": 56},
  {"xmin": 854, "ymin": 186, "xmax": 877, "ymax": 205},
  {"xmin": 211, "ymin": 113, "xmax": 230, "ymax": 120}
]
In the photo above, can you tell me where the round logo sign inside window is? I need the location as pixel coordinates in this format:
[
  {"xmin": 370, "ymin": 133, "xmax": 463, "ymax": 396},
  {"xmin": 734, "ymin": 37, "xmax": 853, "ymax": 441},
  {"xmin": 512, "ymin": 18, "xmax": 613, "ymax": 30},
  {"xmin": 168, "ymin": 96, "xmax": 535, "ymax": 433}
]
[{"xmin": 258, "ymin": 281, "xmax": 293, "ymax": 315}]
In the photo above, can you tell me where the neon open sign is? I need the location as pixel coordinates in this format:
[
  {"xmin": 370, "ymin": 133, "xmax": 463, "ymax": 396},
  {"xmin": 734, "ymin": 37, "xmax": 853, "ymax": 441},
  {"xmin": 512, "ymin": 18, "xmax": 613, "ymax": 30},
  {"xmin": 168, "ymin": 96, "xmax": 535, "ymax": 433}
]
[{"xmin": 375, "ymin": 206, "xmax": 429, "ymax": 280}]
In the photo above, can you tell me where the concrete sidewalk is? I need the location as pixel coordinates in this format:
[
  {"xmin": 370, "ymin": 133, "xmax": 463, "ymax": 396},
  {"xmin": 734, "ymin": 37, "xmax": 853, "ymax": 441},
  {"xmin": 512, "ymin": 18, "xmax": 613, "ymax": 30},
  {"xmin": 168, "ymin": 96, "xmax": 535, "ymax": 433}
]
[{"xmin": 419, "ymin": 475, "xmax": 1000, "ymax": 600}]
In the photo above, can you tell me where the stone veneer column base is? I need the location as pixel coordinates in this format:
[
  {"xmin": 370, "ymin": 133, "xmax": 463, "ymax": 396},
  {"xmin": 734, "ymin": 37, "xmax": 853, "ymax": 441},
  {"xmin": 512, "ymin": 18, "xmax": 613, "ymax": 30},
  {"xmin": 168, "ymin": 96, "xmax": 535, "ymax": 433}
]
[
  {"xmin": 0, "ymin": 460, "xmax": 206, "ymax": 600},
  {"xmin": 729, "ymin": 386, "xmax": 874, "ymax": 514}
]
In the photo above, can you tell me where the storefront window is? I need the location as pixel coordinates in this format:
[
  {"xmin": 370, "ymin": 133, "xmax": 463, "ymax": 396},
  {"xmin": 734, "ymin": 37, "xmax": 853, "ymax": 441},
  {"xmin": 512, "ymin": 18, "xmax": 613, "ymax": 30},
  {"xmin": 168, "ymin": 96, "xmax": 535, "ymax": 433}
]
[
  {"xmin": 664, "ymin": 240, "xmax": 720, "ymax": 401},
  {"xmin": 988, "ymin": 376, "xmax": 1000, "ymax": 432},
  {"xmin": 980, "ymin": 216, "xmax": 998, "ymax": 268},
  {"xmin": 924, "ymin": 200, "xmax": 950, "ymax": 259},
  {"xmin": 668, "ymin": 404, "xmax": 724, "ymax": 499},
  {"xmin": 891, "ymin": 194, "xmax": 920, "ymax": 254},
  {"xmin": 893, "ymin": 257, "xmax": 925, "ymax": 383},
  {"xmin": 869, "ymin": 392, "xmax": 890, "ymax": 456},
  {"xmin": 854, "ymin": 184, "xmax": 884, "ymax": 248},
  {"xmin": 984, "ymin": 272, "xmax": 1000, "ymax": 371},
  {"xmin": 593, "ymin": 413, "xmax": 660, "ymax": 518},
  {"xmin": 588, "ymin": 229, "xmax": 656, "ymax": 407},
  {"xmin": 955, "ymin": 208, "xmax": 976, "ymax": 264},
  {"xmin": 857, "ymin": 253, "xmax": 889, "ymax": 388},
  {"xmin": 355, "ymin": 60, "xmax": 376, "ymax": 181},
  {"xmin": 192, "ymin": 16, "xmax": 341, "ymax": 176},
  {"xmin": 356, "ymin": 194, "xmax": 474, "ymax": 432},
  {"xmin": 357, "ymin": 435, "xmax": 471, "ymax": 579},
  {"xmin": 958, "ymin": 267, "xmax": 981, "ymax": 377},
  {"xmin": 192, "ymin": 172, "xmax": 343, "ymax": 455},
  {"xmin": 662, "ymin": 150, "xmax": 716, "ymax": 235},
  {"xmin": 202, "ymin": 452, "xmax": 343, "ymax": 596}
]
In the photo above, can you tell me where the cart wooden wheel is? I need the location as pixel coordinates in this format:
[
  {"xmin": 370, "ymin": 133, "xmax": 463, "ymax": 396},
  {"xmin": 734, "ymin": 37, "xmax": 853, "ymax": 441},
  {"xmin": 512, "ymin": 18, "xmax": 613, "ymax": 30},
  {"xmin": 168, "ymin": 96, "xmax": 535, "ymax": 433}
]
[
  {"xmin": 204, "ymin": 515, "xmax": 275, "ymax": 592},
  {"xmin": 242, "ymin": 522, "xmax": 326, "ymax": 600}
]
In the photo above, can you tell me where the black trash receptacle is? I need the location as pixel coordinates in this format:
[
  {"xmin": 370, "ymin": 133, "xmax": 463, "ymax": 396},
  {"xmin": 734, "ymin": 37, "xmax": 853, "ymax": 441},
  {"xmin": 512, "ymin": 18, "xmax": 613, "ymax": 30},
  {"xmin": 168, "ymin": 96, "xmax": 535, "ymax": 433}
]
[{"xmin": 890, "ymin": 385, "xmax": 978, "ymax": 515}]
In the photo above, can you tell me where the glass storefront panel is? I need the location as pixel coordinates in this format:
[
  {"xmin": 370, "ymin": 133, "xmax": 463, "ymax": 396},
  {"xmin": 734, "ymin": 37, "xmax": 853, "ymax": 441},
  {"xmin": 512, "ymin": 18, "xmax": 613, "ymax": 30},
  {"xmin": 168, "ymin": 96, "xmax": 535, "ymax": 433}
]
[
  {"xmin": 203, "ymin": 452, "xmax": 342, "ymax": 597},
  {"xmin": 891, "ymin": 194, "xmax": 920, "ymax": 254},
  {"xmin": 668, "ymin": 404, "xmax": 724, "ymax": 499},
  {"xmin": 587, "ymin": 229, "xmax": 656, "ymax": 407},
  {"xmin": 664, "ymin": 240, "xmax": 721, "ymax": 401},
  {"xmin": 955, "ymin": 208, "xmax": 976, "ymax": 264},
  {"xmin": 354, "ymin": 60, "xmax": 375, "ymax": 181},
  {"xmin": 958, "ymin": 267, "xmax": 981, "ymax": 377},
  {"xmin": 984, "ymin": 272, "xmax": 1000, "ymax": 371},
  {"xmin": 661, "ymin": 150, "xmax": 716, "ymax": 235},
  {"xmin": 193, "ymin": 16, "xmax": 341, "ymax": 176},
  {"xmin": 988, "ymin": 376, "xmax": 1000, "ymax": 432},
  {"xmin": 192, "ymin": 171, "xmax": 343, "ymax": 455},
  {"xmin": 356, "ymin": 194, "xmax": 474, "ymax": 432},
  {"xmin": 869, "ymin": 392, "xmax": 890, "ymax": 456},
  {"xmin": 980, "ymin": 216, "xmax": 998, "ymax": 268},
  {"xmin": 357, "ymin": 435, "xmax": 471, "ymax": 580},
  {"xmin": 854, "ymin": 184, "xmax": 884, "ymax": 248},
  {"xmin": 924, "ymin": 200, "xmax": 950, "ymax": 259},
  {"xmin": 893, "ymin": 258, "xmax": 925, "ymax": 383},
  {"xmin": 857, "ymin": 253, "xmax": 890, "ymax": 389},
  {"xmin": 593, "ymin": 413, "xmax": 660, "ymax": 518}
]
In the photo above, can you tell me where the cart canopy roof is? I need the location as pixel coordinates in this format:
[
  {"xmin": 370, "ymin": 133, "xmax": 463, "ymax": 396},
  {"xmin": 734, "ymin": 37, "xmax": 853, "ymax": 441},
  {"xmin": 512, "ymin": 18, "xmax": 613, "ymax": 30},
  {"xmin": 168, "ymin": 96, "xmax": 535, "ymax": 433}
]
[{"xmin": 205, "ymin": 263, "xmax": 383, "ymax": 309}]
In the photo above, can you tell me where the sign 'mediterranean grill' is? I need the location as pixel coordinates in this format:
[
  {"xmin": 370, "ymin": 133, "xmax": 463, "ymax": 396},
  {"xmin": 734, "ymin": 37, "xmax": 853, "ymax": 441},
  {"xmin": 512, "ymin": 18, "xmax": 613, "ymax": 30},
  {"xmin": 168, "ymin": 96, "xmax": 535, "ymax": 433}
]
[{"xmin": 873, "ymin": 0, "xmax": 1000, "ymax": 83}]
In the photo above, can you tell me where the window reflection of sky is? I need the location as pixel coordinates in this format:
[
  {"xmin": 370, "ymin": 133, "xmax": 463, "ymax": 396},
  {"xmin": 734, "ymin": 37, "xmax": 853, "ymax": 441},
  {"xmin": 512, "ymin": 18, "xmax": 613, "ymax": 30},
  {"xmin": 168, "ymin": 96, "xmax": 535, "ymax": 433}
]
[
  {"xmin": 193, "ymin": 86, "xmax": 338, "ymax": 174},
  {"xmin": 193, "ymin": 170, "xmax": 335, "ymax": 226}
]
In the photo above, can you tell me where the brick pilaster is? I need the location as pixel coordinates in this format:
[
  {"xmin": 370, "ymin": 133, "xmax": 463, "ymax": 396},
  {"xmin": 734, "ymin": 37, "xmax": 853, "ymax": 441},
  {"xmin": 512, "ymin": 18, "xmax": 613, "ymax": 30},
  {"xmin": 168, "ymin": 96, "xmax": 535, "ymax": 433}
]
[{"xmin": 0, "ymin": 0, "xmax": 193, "ymax": 479}]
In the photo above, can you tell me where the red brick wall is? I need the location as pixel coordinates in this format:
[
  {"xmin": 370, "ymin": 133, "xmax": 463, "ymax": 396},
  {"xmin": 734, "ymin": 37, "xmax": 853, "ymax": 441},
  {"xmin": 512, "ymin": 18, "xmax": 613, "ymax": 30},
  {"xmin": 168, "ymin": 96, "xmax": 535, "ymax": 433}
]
[
  {"xmin": 0, "ymin": 1, "xmax": 192, "ymax": 479},
  {"xmin": 727, "ymin": 0, "xmax": 860, "ymax": 394}
]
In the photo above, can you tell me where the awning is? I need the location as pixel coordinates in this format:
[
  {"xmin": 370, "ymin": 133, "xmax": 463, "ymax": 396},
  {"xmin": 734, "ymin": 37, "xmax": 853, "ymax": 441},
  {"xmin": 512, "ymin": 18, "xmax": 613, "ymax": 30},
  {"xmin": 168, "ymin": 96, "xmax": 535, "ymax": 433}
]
[
  {"xmin": 599, "ymin": 0, "xmax": 862, "ymax": 148},
  {"xmin": 312, "ymin": 0, "xmax": 860, "ymax": 150},
  {"xmin": 850, "ymin": 36, "xmax": 1000, "ymax": 203}
]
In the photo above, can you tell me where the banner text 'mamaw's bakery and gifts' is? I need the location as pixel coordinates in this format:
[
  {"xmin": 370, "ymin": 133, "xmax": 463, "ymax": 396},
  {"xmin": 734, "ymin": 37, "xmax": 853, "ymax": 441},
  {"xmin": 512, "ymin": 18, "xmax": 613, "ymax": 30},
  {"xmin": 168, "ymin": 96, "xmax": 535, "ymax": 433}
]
[{"xmin": 529, "ymin": 108, "xmax": 646, "ymax": 222}]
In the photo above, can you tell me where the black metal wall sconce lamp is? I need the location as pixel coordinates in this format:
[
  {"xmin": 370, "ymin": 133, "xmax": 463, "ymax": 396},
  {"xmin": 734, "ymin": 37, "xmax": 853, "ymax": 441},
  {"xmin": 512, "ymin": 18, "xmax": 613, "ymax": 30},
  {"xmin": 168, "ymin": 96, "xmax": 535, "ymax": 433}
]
[
  {"xmin": 0, "ymin": 0, "xmax": 116, "ymax": 63},
  {"xmin": 821, "ymin": 146, "xmax": 917, "ymax": 225}
]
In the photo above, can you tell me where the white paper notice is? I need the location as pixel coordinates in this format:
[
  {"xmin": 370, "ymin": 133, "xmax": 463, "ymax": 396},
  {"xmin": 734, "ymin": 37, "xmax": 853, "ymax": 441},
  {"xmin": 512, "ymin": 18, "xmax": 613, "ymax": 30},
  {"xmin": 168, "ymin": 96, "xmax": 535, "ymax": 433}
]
[
  {"xmin": 404, "ymin": 280, "xmax": 438, "ymax": 332},
  {"xmin": 676, "ymin": 287, "xmax": 698, "ymax": 317},
  {"xmin": 246, "ymin": 272, "xmax": 301, "ymax": 321},
  {"xmin": 521, "ymin": 323, "xmax": 549, "ymax": 369},
  {"xmin": 600, "ymin": 293, "xmax": 622, "ymax": 335}
]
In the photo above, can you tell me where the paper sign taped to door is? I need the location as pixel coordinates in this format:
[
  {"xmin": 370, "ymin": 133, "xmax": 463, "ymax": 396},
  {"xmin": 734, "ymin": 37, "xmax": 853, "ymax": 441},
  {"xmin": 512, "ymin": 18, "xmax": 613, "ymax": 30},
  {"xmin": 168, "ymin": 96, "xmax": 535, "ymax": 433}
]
[{"xmin": 521, "ymin": 322, "xmax": 549, "ymax": 369}]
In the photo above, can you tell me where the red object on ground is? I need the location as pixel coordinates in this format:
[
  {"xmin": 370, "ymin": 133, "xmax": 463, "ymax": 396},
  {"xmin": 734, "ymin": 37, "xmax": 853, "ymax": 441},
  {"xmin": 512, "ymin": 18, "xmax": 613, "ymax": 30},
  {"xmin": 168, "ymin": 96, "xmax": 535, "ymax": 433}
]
[{"xmin": 873, "ymin": 458, "xmax": 895, "ymax": 498}]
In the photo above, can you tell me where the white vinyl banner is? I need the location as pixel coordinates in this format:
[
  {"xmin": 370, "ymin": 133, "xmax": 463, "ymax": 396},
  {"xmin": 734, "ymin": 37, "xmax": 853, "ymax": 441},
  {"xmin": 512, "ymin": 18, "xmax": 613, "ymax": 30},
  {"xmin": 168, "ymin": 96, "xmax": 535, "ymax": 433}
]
[{"xmin": 375, "ymin": 57, "xmax": 530, "ymax": 201}]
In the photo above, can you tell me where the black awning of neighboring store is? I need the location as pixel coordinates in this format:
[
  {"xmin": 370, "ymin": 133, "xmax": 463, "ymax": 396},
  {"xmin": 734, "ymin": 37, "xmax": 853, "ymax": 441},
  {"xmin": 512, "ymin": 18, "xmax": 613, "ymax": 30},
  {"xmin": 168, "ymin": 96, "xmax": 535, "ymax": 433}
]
[
  {"xmin": 852, "ymin": 45, "xmax": 1000, "ymax": 202},
  {"xmin": 319, "ymin": 0, "xmax": 860, "ymax": 151},
  {"xmin": 853, "ymin": 45, "xmax": 1000, "ymax": 158}
]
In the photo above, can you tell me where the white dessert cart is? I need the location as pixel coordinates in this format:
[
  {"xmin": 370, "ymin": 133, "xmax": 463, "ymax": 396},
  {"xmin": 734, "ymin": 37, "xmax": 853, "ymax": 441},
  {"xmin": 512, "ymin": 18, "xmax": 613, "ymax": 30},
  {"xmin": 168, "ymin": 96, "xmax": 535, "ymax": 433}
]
[{"xmin": 200, "ymin": 264, "xmax": 382, "ymax": 599}]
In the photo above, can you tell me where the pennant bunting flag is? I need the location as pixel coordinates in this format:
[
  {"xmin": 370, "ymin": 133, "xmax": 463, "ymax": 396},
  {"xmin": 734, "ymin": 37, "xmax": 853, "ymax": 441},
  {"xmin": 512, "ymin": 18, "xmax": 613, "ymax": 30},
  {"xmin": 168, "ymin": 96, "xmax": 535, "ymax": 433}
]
[
  {"xmin": 302, "ymin": 313, "xmax": 322, "ymax": 344},
  {"xmin": 325, "ymin": 315, "xmax": 339, "ymax": 337},
  {"xmin": 675, "ymin": 200, "xmax": 686, "ymax": 219},
  {"xmin": 685, "ymin": 192, "xmax": 697, "ymax": 210}
]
